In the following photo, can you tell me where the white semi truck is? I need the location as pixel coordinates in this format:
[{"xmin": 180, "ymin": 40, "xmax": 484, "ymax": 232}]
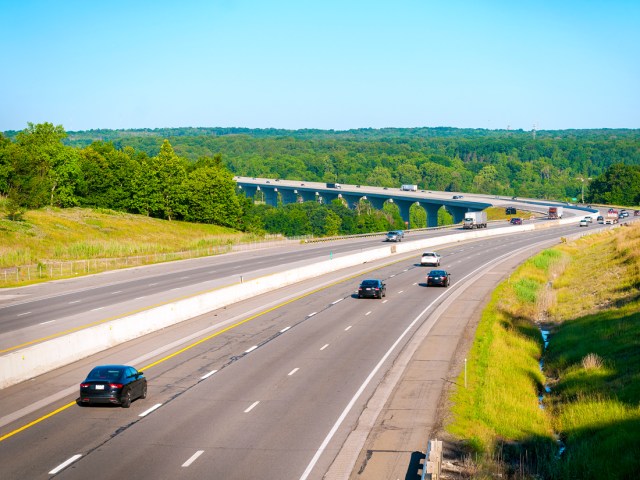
[
  {"xmin": 463, "ymin": 211, "xmax": 488, "ymax": 229},
  {"xmin": 401, "ymin": 184, "xmax": 418, "ymax": 191}
]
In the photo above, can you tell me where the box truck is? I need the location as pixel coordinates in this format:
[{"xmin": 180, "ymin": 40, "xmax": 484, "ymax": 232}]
[
  {"xmin": 548, "ymin": 206, "xmax": 564, "ymax": 219},
  {"xmin": 463, "ymin": 211, "xmax": 488, "ymax": 229},
  {"xmin": 401, "ymin": 184, "xmax": 418, "ymax": 191}
]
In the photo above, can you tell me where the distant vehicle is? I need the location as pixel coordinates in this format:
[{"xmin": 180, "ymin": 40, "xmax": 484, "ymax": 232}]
[
  {"xmin": 505, "ymin": 206, "xmax": 517, "ymax": 215},
  {"xmin": 605, "ymin": 209, "xmax": 619, "ymax": 225},
  {"xmin": 579, "ymin": 219, "xmax": 589, "ymax": 227},
  {"xmin": 383, "ymin": 187, "xmax": 389, "ymax": 190},
  {"xmin": 510, "ymin": 218, "xmax": 523, "ymax": 225},
  {"xmin": 463, "ymin": 211, "xmax": 487, "ymax": 229},
  {"xmin": 326, "ymin": 183, "xmax": 341, "ymax": 189},
  {"xmin": 619, "ymin": 211, "xmax": 629, "ymax": 218},
  {"xmin": 401, "ymin": 184, "xmax": 418, "ymax": 191},
  {"xmin": 358, "ymin": 279, "xmax": 386, "ymax": 299},
  {"xmin": 426, "ymin": 270, "xmax": 451, "ymax": 287},
  {"xmin": 420, "ymin": 252, "xmax": 441, "ymax": 267},
  {"xmin": 452, "ymin": 195, "xmax": 463, "ymax": 199},
  {"xmin": 635, "ymin": 210, "xmax": 640, "ymax": 216},
  {"xmin": 597, "ymin": 215, "xmax": 604, "ymax": 223},
  {"xmin": 583, "ymin": 216, "xmax": 593, "ymax": 223},
  {"xmin": 385, "ymin": 230, "xmax": 404, "ymax": 242},
  {"xmin": 79, "ymin": 365, "xmax": 147, "ymax": 408},
  {"xmin": 548, "ymin": 206, "xmax": 564, "ymax": 219}
]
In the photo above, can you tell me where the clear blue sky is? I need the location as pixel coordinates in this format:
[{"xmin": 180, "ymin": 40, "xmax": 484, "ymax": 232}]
[{"xmin": 1, "ymin": 0, "xmax": 639, "ymax": 132}]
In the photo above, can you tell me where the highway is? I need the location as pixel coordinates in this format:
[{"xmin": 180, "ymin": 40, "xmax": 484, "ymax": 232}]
[
  {"xmin": 0, "ymin": 212, "xmax": 556, "ymax": 351},
  {"xmin": 0, "ymin": 219, "xmax": 615, "ymax": 479}
]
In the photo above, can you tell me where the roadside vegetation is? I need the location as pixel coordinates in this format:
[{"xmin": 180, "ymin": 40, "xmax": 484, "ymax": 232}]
[{"xmin": 446, "ymin": 222, "xmax": 640, "ymax": 479}]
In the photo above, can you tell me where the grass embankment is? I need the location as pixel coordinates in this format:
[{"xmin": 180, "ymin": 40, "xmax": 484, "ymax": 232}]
[
  {"xmin": 0, "ymin": 206, "xmax": 257, "ymax": 286},
  {"xmin": 446, "ymin": 222, "xmax": 640, "ymax": 479}
]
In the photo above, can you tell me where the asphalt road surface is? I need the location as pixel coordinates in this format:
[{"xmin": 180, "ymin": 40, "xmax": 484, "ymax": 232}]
[{"xmin": 1, "ymin": 219, "xmax": 624, "ymax": 479}]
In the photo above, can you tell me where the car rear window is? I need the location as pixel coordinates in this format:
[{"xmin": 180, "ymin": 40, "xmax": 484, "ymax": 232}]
[
  {"xmin": 361, "ymin": 280, "xmax": 379, "ymax": 286},
  {"xmin": 88, "ymin": 367, "xmax": 124, "ymax": 381},
  {"xmin": 429, "ymin": 270, "xmax": 445, "ymax": 276}
]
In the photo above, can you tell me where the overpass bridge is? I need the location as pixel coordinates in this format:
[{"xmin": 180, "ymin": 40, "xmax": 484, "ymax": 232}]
[{"xmin": 234, "ymin": 177, "xmax": 493, "ymax": 228}]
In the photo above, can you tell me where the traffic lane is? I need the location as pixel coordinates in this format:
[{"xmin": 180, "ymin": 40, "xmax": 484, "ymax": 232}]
[
  {"xmin": 1, "ymin": 225, "xmax": 580, "ymax": 478},
  {"xmin": 0, "ymin": 255, "xmax": 423, "ymax": 477},
  {"xmin": 54, "ymin": 266, "xmax": 439, "ymax": 479}
]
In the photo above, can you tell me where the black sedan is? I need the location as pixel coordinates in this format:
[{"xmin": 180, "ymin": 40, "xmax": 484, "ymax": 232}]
[
  {"xmin": 358, "ymin": 279, "xmax": 386, "ymax": 299},
  {"xmin": 79, "ymin": 364, "xmax": 147, "ymax": 408},
  {"xmin": 426, "ymin": 270, "xmax": 451, "ymax": 287}
]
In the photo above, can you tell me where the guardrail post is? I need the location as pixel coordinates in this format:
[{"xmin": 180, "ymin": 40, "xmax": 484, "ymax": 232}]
[{"xmin": 421, "ymin": 439, "xmax": 442, "ymax": 480}]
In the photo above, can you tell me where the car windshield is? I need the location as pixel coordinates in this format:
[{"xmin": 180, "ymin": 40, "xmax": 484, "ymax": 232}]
[
  {"xmin": 87, "ymin": 367, "xmax": 124, "ymax": 381},
  {"xmin": 360, "ymin": 280, "xmax": 379, "ymax": 287}
]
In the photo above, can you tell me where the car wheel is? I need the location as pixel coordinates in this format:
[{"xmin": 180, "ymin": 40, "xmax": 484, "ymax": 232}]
[
  {"xmin": 141, "ymin": 383, "xmax": 147, "ymax": 399},
  {"xmin": 121, "ymin": 391, "xmax": 132, "ymax": 408}
]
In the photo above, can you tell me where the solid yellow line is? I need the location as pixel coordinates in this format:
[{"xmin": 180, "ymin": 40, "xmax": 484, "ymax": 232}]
[
  {"xmin": 0, "ymin": 253, "xmax": 413, "ymax": 443},
  {"xmin": 0, "ymin": 401, "xmax": 76, "ymax": 443}
]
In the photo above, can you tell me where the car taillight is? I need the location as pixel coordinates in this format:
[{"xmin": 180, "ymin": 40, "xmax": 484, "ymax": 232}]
[
  {"xmin": 80, "ymin": 383, "xmax": 90, "ymax": 388},
  {"xmin": 109, "ymin": 383, "xmax": 123, "ymax": 389}
]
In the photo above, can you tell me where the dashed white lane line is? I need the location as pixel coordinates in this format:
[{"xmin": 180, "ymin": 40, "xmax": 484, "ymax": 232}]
[
  {"xmin": 49, "ymin": 454, "xmax": 82, "ymax": 474},
  {"xmin": 389, "ymin": 274, "xmax": 396, "ymax": 278},
  {"xmin": 288, "ymin": 368, "xmax": 299, "ymax": 376},
  {"xmin": 139, "ymin": 403, "xmax": 163, "ymax": 417},
  {"xmin": 331, "ymin": 298, "xmax": 343, "ymax": 305},
  {"xmin": 201, "ymin": 370, "xmax": 218, "ymax": 380},
  {"xmin": 180, "ymin": 276, "xmax": 190, "ymax": 279},
  {"xmin": 244, "ymin": 401, "xmax": 260, "ymax": 413},
  {"xmin": 345, "ymin": 325, "xmax": 352, "ymax": 331},
  {"xmin": 280, "ymin": 326, "xmax": 291, "ymax": 333},
  {"xmin": 90, "ymin": 307, "xmax": 104, "ymax": 312},
  {"xmin": 149, "ymin": 283, "xmax": 158, "ymax": 286},
  {"xmin": 307, "ymin": 312, "xmax": 317, "ymax": 318},
  {"xmin": 397, "ymin": 290, "xmax": 404, "ymax": 294},
  {"xmin": 68, "ymin": 300, "xmax": 81, "ymax": 304},
  {"xmin": 320, "ymin": 344, "xmax": 329, "ymax": 351},
  {"xmin": 17, "ymin": 312, "xmax": 31, "ymax": 317},
  {"xmin": 365, "ymin": 311, "xmax": 372, "ymax": 316},
  {"xmin": 382, "ymin": 300, "xmax": 388, "ymax": 304},
  {"xmin": 38, "ymin": 320, "xmax": 55, "ymax": 325},
  {"xmin": 182, "ymin": 450, "xmax": 204, "ymax": 468},
  {"xmin": 413, "ymin": 282, "xmax": 418, "ymax": 286},
  {"xmin": 134, "ymin": 297, "xmax": 146, "ymax": 300},
  {"xmin": 110, "ymin": 290, "xmax": 122, "ymax": 295},
  {"xmin": 245, "ymin": 345, "xmax": 258, "ymax": 353}
]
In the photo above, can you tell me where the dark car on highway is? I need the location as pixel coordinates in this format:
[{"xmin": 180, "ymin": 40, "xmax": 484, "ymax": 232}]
[
  {"xmin": 510, "ymin": 217, "xmax": 523, "ymax": 225},
  {"xmin": 358, "ymin": 279, "xmax": 386, "ymax": 299},
  {"xmin": 80, "ymin": 365, "xmax": 147, "ymax": 408},
  {"xmin": 426, "ymin": 270, "xmax": 451, "ymax": 287}
]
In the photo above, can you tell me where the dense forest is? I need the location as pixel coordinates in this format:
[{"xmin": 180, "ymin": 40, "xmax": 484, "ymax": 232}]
[{"xmin": 1, "ymin": 123, "xmax": 639, "ymax": 236}]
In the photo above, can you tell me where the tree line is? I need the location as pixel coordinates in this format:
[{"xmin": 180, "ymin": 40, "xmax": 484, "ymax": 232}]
[{"xmin": 1, "ymin": 123, "xmax": 638, "ymax": 237}]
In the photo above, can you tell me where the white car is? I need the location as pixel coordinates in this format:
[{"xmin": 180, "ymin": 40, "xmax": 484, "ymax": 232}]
[
  {"xmin": 579, "ymin": 219, "xmax": 589, "ymax": 227},
  {"xmin": 421, "ymin": 252, "xmax": 441, "ymax": 266}
]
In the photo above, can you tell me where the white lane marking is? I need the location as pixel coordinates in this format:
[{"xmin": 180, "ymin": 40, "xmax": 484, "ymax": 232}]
[
  {"xmin": 307, "ymin": 312, "xmax": 317, "ymax": 317},
  {"xmin": 299, "ymin": 244, "xmax": 543, "ymax": 480},
  {"xmin": 288, "ymin": 368, "xmax": 299, "ymax": 376},
  {"xmin": 244, "ymin": 401, "xmax": 260, "ymax": 413},
  {"xmin": 382, "ymin": 300, "xmax": 388, "ymax": 304},
  {"xmin": 139, "ymin": 403, "xmax": 162, "ymax": 417},
  {"xmin": 280, "ymin": 326, "xmax": 291, "ymax": 333},
  {"xmin": 68, "ymin": 300, "xmax": 81, "ymax": 304},
  {"xmin": 90, "ymin": 307, "xmax": 104, "ymax": 311},
  {"xmin": 201, "ymin": 370, "xmax": 218, "ymax": 380},
  {"xmin": 397, "ymin": 290, "xmax": 404, "ymax": 294},
  {"xmin": 38, "ymin": 320, "xmax": 55, "ymax": 325},
  {"xmin": 413, "ymin": 283, "xmax": 417, "ymax": 286},
  {"xmin": 403, "ymin": 269, "xmax": 408, "ymax": 272},
  {"xmin": 17, "ymin": 312, "xmax": 31, "ymax": 317},
  {"xmin": 331, "ymin": 298, "xmax": 343, "ymax": 305},
  {"xmin": 389, "ymin": 274, "xmax": 395, "ymax": 278},
  {"xmin": 149, "ymin": 283, "xmax": 158, "ymax": 286},
  {"xmin": 180, "ymin": 276, "xmax": 190, "ymax": 279},
  {"xmin": 345, "ymin": 325, "xmax": 352, "ymax": 331},
  {"xmin": 365, "ymin": 311, "xmax": 371, "ymax": 316},
  {"xmin": 134, "ymin": 297, "xmax": 146, "ymax": 300},
  {"xmin": 320, "ymin": 344, "xmax": 329, "ymax": 351},
  {"xmin": 110, "ymin": 290, "xmax": 122, "ymax": 294},
  {"xmin": 182, "ymin": 450, "xmax": 204, "ymax": 467},
  {"xmin": 49, "ymin": 454, "xmax": 82, "ymax": 474},
  {"xmin": 245, "ymin": 345, "xmax": 258, "ymax": 353}
]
